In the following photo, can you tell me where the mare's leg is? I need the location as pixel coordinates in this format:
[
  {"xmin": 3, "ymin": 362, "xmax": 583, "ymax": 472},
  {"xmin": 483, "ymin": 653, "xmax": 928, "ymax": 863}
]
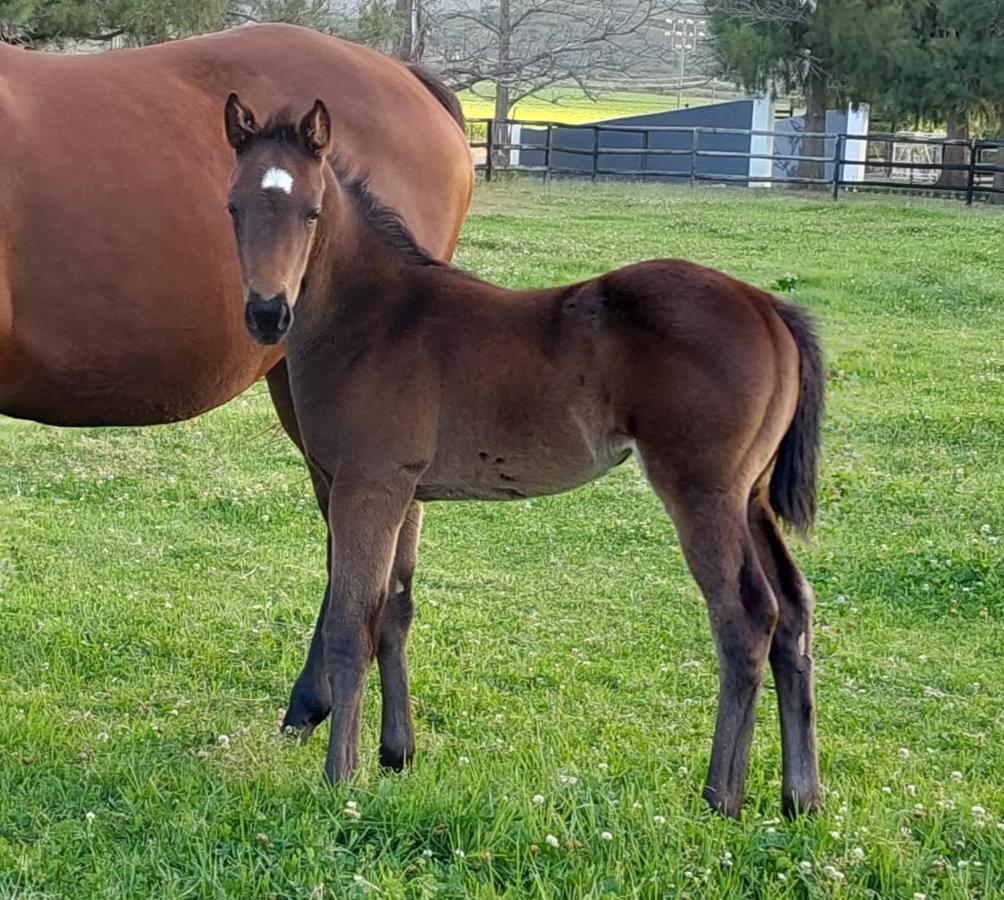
[
  {"xmin": 637, "ymin": 446, "xmax": 779, "ymax": 819},
  {"xmin": 265, "ymin": 361, "xmax": 334, "ymax": 738},
  {"xmin": 749, "ymin": 494, "xmax": 822, "ymax": 815},
  {"xmin": 378, "ymin": 500, "xmax": 424, "ymax": 770},
  {"xmin": 323, "ymin": 471, "xmax": 416, "ymax": 783}
]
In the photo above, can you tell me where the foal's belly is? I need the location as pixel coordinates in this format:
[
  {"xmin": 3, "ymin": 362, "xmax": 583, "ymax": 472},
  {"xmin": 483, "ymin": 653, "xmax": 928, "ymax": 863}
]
[{"xmin": 415, "ymin": 424, "xmax": 634, "ymax": 502}]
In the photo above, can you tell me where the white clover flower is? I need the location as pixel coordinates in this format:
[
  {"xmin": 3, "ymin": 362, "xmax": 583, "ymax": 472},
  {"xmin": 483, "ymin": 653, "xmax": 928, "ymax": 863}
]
[
  {"xmin": 85, "ymin": 811, "xmax": 96, "ymax": 823},
  {"xmin": 799, "ymin": 860, "xmax": 813, "ymax": 873},
  {"xmin": 531, "ymin": 794, "xmax": 545, "ymax": 806},
  {"xmin": 454, "ymin": 849, "xmax": 465, "ymax": 859},
  {"xmin": 898, "ymin": 747, "xmax": 911, "ymax": 759},
  {"xmin": 829, "ymin": 830, "xmax": 841, "ymax": 839},
  {"xmin": 598, "ymin": 763, "xmax": 609, "ymax": 772},
  {"xmin": 600, "ymin": 831, "xmax": 613, "ymax": 841},
  {"xmin": 653, "ymin": 815, "xmax": 666, "ymax": 826},
  {"xmin": 422, "ymin": 849, "xmax": 434, "ymax": 858},
  {"xmin": 971, "ymin": 805, "xmax": 987, "ymax": 817},
  {"xmin": 950, "ymin": 771, "xmax": 963, "ymax": 783},
  {"xmin": 913, "ymin": 893, "xmax": 927, "ymax": 900},
  {"xmin": 777, "ymin": 873, "xmax": 787, "ymax": 883},
  {"xmin": 557, "ymin": 773, "xmax": 578, "ymax": 785},
  {"xmin": 217, "ymin": 734, "xmax": 230, "ymax": 748},
  {"xmin": 97, "ymin": 732, "xmax": 109, "ymax": 742},
  {"xmin": 882, "ymin": 786, "xmax": 892, "ymax": 794},
  {"xmin": 906, "ymin": 784, "xmax": 916, "ymax": 796},
  {"xmin": 458, "ymin": 756, "xmax": 470, "ymax": 765},
  {"xmin": 851, "ymin": 847, "xmax": 865, "ymax": 861},
  {"xmin": 822, "ymin": 865, "xmax": 844, "ymax": 881},
  {"xmin": 546, "ymin": 834, "xmax": 559, "ymax": 848}
]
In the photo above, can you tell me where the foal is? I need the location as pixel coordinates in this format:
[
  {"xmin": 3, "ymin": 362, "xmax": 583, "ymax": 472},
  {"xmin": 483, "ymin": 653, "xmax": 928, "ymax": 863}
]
[{"xmin": 223, "ymin": 95, "xmax": 826, "ymax": 818}]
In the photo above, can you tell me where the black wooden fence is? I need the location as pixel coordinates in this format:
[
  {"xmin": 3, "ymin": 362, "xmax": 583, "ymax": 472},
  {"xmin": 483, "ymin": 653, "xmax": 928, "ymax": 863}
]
[{"xmin": 467, "ymin": 118, "xmax": 1004, "ymax": 204}]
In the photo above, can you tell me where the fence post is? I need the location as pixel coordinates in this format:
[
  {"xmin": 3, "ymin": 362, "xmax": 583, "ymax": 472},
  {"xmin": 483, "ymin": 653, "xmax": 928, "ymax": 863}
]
[
  {"xmin": 485, "ymin": 119, "xmax": 494, "ymax": 183},
  {"xmin": 831, "ymin": 134, "xmax": 844, "ymax": 200},
  {"xmin": 689, "ymin": 129, "xmax": 698, "ymax": 188},
  {"xmin": 544, "ymin": 124, "xmax": 553, "ymax": 184},
  {"xmin": 966, "ymin": 139, "xmax": 978, "ymax": 206},
  {"xmin": 641, "ymin": 128, "xmax": 650, "ymax": 180},
  {"xmin": 591, "ymin": 126, "xmax": 600, "ymax": 182}
]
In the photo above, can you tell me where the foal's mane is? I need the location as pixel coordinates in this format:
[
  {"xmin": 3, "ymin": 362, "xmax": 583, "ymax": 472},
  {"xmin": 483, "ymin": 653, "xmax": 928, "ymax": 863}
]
[{"xmin": 254, "ymin": 110, "xmax": 448, "ymax": 270}]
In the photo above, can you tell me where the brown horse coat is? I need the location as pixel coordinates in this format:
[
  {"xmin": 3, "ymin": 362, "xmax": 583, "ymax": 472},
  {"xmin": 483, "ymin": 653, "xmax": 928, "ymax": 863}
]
[
  {"xmin": 224, "ymin": 102, "xmax": 826, "ymax": 819},
  {"xmin": 0, "ymin": 24, "xmax": 472, "ymax": 425}
]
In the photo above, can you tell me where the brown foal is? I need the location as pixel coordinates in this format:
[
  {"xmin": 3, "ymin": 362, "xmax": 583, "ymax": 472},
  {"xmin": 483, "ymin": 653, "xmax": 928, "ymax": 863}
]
[{"xmin": 223, "ymin": 96, "xmax": 826, "ymax": 818}]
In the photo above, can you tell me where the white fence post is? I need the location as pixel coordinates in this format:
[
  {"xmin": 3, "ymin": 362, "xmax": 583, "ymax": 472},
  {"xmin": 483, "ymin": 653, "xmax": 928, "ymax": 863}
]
[
  {"xmin": 748, "ymin": 92, "xmax": 775, "ymax": 187},
  {"xmin": 843, "ymin": 103, "xmax": 870, "ymax": 183},
  {"xmin": 509, "ymin": 123, "xmax": 522, "ymax": 168}
]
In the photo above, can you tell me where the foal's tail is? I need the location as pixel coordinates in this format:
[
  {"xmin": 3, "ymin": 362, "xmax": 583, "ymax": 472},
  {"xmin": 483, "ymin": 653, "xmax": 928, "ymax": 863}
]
[{"xmin": 769, "ymin": 302, "xmax": 825, "ymax": 535}]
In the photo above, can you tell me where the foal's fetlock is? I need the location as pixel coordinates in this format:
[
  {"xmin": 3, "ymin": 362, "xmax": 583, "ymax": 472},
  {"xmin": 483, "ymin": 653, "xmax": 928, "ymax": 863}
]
[{"xmin": 282, "ymin": 677, "xmax": 331, "ymax": 741}]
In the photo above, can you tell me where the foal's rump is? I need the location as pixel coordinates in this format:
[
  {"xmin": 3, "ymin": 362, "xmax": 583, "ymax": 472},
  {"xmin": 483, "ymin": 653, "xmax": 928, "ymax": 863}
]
[{"xmin": 599, "ymin": 259, "xmax": 821, "ymax": 527}]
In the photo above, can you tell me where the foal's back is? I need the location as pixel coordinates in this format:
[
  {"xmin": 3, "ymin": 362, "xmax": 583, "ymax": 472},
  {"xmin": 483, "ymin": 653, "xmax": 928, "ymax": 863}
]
[{"xmin": 395, "ymin": 258, "xmax": 799, "ymax": 503}]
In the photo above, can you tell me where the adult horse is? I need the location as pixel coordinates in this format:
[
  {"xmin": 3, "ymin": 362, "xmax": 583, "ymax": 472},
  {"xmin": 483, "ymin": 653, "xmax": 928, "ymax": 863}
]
[
  {"xmin": 0, "ymin": 24, "xmax": 471, "ymax": 426},
  {"xmin": 0, "ymin": 25, "xmax": 472, "ymax": 750}
]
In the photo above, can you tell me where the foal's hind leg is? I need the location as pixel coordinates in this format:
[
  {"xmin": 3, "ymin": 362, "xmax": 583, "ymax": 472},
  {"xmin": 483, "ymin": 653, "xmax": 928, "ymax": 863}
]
[
  {"xmin": 749, "ymin": 495, "xmax": 822, "ymax": 815},
  {"xmin": 638, "ymin": 449, "xmax": 778, "ymax": 818},
  {"xmin": 378, "ymin": 500, "xmax": 423, "ymax": 770}
]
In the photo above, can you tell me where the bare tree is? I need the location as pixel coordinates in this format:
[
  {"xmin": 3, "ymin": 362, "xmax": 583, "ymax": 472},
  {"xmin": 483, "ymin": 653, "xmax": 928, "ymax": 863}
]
[
  {"xmin": 434, "ymin": 0, "xmax": 680, "ymax": 122},
  {"xmin": 395, "ymin": 0, "xmax": 427, "ymax": 59}
]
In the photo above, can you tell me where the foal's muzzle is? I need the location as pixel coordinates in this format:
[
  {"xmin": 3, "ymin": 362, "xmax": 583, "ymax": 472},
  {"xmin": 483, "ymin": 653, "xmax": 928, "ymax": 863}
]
[{"xmin": 245, "ymin": 293, "xmax": 293, "ymax": 345}]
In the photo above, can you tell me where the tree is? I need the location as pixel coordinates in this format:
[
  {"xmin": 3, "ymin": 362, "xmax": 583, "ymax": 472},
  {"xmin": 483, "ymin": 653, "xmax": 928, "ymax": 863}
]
[
  {"xmin": 706, "ymin": 0, "xmax": 856, "ymax": 182},
  {"xmin": 859, "ymin": 0, "xmax": 1004, "ymax": 188},
  {"xmin": 0, "ymin": 0, "xmax": 333, "ymax": 47},
  {"xmin": 395, "ymin": 0, "xmax": 426, "ymax": 60},
  {"xmin": 435, "ymin": 1, "xmax": 677, "ymax": 119}
]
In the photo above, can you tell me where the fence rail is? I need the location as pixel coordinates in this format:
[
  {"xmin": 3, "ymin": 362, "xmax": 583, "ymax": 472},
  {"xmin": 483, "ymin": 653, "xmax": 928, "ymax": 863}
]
[{"xmin": 467, "ymin": 118, "xmax": 1004, "ymax": 204}]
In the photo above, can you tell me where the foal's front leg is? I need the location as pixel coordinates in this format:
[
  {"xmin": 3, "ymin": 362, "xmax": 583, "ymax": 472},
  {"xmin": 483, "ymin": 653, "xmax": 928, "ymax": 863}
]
[
  {"xmin": 378, "ymin": 500, "xmax": 424, "ymax": 770},
  {"xmin": 323, "ymin": 473, "xmax": 416, "ymax": 783}
]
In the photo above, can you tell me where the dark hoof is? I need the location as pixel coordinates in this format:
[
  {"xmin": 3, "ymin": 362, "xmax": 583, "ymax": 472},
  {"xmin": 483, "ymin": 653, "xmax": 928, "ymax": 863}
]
[
  {"xmin": 379, "ymin": 743, "xmax": 414, "ymax": 772},
  {"xmin": 782, "ymin": 788, "xmax": 823, "ymax": 819},
  {"xmin": 703, "ymin": 785, "xmax": 742, "ymax": 820},
  {"xmin": 281, "ymin": 682, "xmax": 330, "ymax": 742}
]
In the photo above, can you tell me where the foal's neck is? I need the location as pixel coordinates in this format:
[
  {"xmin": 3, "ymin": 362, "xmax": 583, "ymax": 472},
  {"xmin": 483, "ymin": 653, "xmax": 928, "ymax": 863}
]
[{"xmin": 298, "ymin": 165, "xmax": 454, "ymax": 336}]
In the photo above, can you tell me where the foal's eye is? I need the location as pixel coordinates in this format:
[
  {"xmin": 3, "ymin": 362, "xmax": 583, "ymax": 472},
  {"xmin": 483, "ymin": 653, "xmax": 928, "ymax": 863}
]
[
  {"xmin": 306, "ymin": 208, "xmax": 321, "ymax": 224},
  {"xmin": 226, "ymin": 202, "xmax": 238, "ymax": 218}
]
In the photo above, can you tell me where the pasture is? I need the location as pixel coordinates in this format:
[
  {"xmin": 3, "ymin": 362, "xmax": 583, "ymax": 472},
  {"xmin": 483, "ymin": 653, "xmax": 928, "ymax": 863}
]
[
  {"xmin": 458, "ymin": 86, "xmax": 711, "ymax": 123},
  {"xmin": 1, "ymin": 180, "xmax": 1003, "ymax": 897}
]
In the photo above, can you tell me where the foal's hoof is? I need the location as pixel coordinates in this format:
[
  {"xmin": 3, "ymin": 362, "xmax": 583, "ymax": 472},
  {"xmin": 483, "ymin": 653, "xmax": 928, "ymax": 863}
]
[
  {"xmin": 281, "ymin": 684, "xmax": 331, "ymax": 743},
  {"xmin": 703, "ymin": 785, "xmax": 743, "ymax": 820},
  {"xmin": 782, "ymin": 787, "xmax": 823, "ymax": 819},
  {"xmin": 379, "ymin": 743, "xmax": 415, "ymax": 772}
]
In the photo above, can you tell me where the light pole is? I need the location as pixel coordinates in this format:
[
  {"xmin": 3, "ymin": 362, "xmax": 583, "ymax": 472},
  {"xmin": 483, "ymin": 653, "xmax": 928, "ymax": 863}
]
[{"xmin": 665, "ymin": 17, "xmax": 707, "ymax": 109}]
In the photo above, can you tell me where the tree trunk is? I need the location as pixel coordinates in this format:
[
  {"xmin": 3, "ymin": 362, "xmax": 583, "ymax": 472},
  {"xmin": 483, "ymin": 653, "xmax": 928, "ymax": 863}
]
[
  {"xmin": 491, "ymin": 0, "xmax": 512, "ymax": 170},
  {"xmin": 395, "ymin": 0, "xmax": 424, "ymax": 62},
  {"xmin": 937, "ymin": 107, "xmax": 969, "ymax": 190},
  {"xmin": 992, "ymin": 103, "xmax": 1004, "ymax": 204},
  {"xmin": 797, "ymin": 66, "xmax": 827, "ymax": 186}
]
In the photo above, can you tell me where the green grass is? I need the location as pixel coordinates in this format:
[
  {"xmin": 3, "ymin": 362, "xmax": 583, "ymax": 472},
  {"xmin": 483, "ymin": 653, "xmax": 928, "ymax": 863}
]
[
  {"xmin": 459, "ymin": 86, "xmax": 710, "ymax": 123},
  {"xmin": 2, "ymin": 182, "xmax": 1004, "ymax": 897}
]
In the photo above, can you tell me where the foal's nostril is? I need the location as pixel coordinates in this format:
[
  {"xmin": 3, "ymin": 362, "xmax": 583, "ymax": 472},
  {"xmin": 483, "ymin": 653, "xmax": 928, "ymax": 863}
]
[{"xmin": 245, "ymin": 294, "xmax": 293, "ymax": 344}]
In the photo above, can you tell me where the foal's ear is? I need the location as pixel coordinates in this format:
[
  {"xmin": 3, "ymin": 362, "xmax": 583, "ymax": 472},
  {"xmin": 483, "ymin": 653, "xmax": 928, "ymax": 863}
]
[
  {"xmin": 224, "ymin": 92, "xmax": 258, "ymax": 151},
  {"xmin": 299, "ymin": 99, "xmax": 332, "ymax": 159}
]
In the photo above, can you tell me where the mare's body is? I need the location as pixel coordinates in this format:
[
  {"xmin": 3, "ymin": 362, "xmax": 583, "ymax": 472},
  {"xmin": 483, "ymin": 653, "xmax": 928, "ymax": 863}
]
[{"xmin": 0, "ymin": 24, "xmax": 471, "ymax": 425}]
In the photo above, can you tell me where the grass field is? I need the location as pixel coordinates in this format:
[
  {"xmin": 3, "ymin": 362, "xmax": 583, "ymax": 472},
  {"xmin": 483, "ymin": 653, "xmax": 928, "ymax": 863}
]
[
  {"xmin": 458, "ymin": 86, "xmax": 711, "ymax": 123},
  {"xmin": 2, "ymin": 182, "xmax": 1004, "ymax": 897}
]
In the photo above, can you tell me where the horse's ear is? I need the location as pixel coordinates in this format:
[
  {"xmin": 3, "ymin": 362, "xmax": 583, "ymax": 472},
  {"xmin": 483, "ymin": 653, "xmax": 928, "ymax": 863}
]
[
  {"xmin": 299, "ymin": 99, "xmax": 332, "ymax": 159},
  {"xmin": 225, "ymin": 92, "xmax": 258, "ymax": 151}
]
